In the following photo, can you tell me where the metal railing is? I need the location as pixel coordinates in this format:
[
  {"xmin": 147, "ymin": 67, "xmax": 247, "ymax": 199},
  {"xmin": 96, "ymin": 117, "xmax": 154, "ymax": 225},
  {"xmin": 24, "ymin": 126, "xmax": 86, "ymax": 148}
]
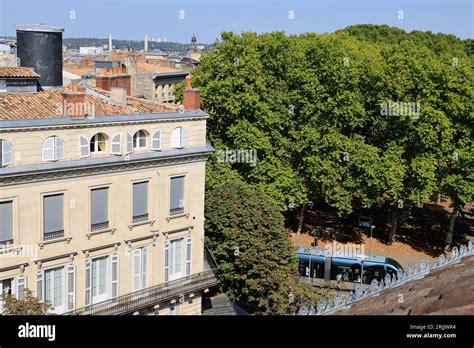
[
  {"xmin": 91, "ymin": 221, "xmax": 109, "ymax": 232},
  {"xmin": 43, "ymin": 230, "xmax": 65, "ymax": 241}
]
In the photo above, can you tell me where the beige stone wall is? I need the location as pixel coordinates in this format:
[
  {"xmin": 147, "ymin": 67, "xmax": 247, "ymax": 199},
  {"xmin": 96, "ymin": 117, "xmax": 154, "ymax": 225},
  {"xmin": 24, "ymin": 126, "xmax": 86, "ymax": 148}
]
[{"xmin": 0, "ymin": 118, "xmax": 207, "ymax": 166}]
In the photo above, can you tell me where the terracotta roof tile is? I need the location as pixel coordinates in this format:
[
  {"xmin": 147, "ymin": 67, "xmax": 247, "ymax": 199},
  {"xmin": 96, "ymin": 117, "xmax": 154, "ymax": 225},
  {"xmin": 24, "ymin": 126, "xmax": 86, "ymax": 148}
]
[
  {"xmin": 0, "ymin": 87, "xmax": 179, "ymax": 120},
  {"xmin": 0, "ymin": 67, "xmax": 40, "ymax": 78}
]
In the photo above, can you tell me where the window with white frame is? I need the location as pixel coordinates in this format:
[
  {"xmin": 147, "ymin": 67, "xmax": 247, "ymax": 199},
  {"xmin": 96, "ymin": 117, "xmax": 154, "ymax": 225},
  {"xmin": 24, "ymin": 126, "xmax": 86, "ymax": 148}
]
[
  {"xmin": 132, "ymin": 130, "xmax": 147, "ymax": 149},
  {"xmin": 0, "ymin": 200, "xmax": 13, "ymax": 248},
  {"xmin": 170, "ymin": 127, "xmax": 187, "ymax": 149},
  {"xmin": 42, "ymin": 136, "xmax": 64, "ymax": 161},
  {"xmin": 0, "ymin": 139, "xmax": 13, "ymax": 167},
  {"xmin": 132, "ymin": 247, "xmax": 148, "ymax": 291},
  {"xmin": 151, "ymin": 130, "xmax": 161, "ymax": 150},
  {"xmin": 90, "ymin": 133, "xmax": 107, "ymax": 153},
  {"xmin": 91, "ymin": 187, "xmax": 109, "ymax": 231},
  {"xmin": 170, "ymin": 176, "xmax": 184, "ymax": 215},
  {"xmin": 111, "ymin": 133, "xmax": 122, "ymax": 155},
  {"xmin": 36, "ymin": 265, "xmax": 75, "ymax": 313},
  {"xmin": 132, "ymin": 181, "xmax": 148, "ymax": 223},
  {"xmin": 0, "ymin": 276, "xmax": 24, "ymax": 313},
  {"xmin": 0, "ymin": 278, "xmax": 13, "ymax": 313},
  {"xmin": 43, "ymin": 194, "xmax": 64, "ymax": 241},
  {"xmin": 85, "ymin": 255, "xmax": 119, "ymax": 306}
]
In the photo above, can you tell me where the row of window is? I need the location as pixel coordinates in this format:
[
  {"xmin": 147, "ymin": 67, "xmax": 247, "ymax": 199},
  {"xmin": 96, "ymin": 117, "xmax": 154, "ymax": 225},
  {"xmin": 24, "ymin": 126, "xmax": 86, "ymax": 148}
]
[
  {"xmin": 0, "ymin": 127, "xmax": 188, "ymax": 166},
  {"xmin": 0, "ymin": 238, "xmax": 192, "ymax": 313},
  {"xmin": 0, "ymin": 176, "xmax": 185, "ymax": 246}
]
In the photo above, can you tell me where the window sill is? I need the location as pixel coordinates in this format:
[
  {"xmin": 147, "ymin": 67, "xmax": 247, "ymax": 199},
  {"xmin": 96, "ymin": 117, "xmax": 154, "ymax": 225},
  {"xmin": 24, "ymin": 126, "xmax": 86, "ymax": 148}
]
[
  {"xmin": 39, "ymin": 237, "xmax": 72, "ymax": 249},
  {"xmin": 128, "ymin": 219, "xmax": 155, "ymax": 231},
  {"xmin": 87, "ymin": 227, "xmax": 116, "ymax": 240},
  {"xmin": 166, "ymin": 212, "xmax": 189, "ymax": 222}
]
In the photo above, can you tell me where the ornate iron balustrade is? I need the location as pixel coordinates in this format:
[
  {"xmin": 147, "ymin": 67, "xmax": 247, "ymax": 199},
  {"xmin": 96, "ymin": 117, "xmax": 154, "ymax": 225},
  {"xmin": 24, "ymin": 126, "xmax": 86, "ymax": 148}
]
[
  {"xmin": 297, "ymin": 241, "xmax": 474, "ymax": 315},
  {"xmin": 67, "ymin": 268, "xmax": 218, "ymax": 315}
]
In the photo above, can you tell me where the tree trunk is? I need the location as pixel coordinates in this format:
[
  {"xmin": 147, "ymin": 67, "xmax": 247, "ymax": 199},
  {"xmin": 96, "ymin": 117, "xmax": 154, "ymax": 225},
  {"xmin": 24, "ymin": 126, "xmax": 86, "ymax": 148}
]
[
  {"xmin": 445, "ymin": 204, "xmax": 460, "ymax": 247},
  {"xmin": 297, "ymin": 203, "xmax": 307, "ymax": 235},
  {"xmin": 388, "ymin": 211, "xmax": 398, "ymax": 245}
]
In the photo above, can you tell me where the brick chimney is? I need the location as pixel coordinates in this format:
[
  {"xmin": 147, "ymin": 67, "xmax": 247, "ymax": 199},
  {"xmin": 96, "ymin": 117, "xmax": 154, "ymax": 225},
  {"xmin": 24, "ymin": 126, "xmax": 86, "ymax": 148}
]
[
  {"xmin": 62, "ymin": 83, "xmax": 86, "ymax": 118},
  {"xmin": 95, "ymin": 68, "xmax": 132, "ymax": 96},
  {"xmin": 182, "ymin": 75, "xmax": 200, "ymax": 111}
]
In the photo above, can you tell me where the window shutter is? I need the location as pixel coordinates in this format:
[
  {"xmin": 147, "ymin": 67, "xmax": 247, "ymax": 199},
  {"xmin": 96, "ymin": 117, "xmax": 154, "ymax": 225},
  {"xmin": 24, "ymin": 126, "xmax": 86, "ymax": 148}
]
[
  {"xmin": 1, "ymin": 140, "xmax": 13, "ymax": 166},
  {"xmin": 55, "ymin": 136, "xmax": 65, "ymax": 160},
  {"xmin": 132, "ymin": 248, "xmax": 141, "ymax": 291},
  {"xmin": 111, "ymin": 133, "xmax": 122, "ymax": 155},
  {"xmin": 66, "ymin": 265, "xmax": 75, "ymax": 311},
  {"xmin": 164, "ymin": 241, "xmax": 170, "ymax": 283},
  {"xmin": 43, "ymin": 194, "xmax": 64, "ymax": 235},
  {"xmin": 152, "ymin": 131, "xmax": 161, "ymax": 150},
  {"xmin": 111, "ymin": 255, "xmax": 119, "ymax": 299},
  {"xmin": 141, "ymin": 247, "xmax": 148, "ymax": 289},
  {"xmin": 85, "ymin": 260, "xmax": 91, "ymax": 306},
  {"xmin": 16, "ymin": 276, "xmax": 26, "ymax": 300},
  {"xmin": 42, "ymin": 137, "xmax": 55, "ymax": 161},
  {"xmin": 79, "ymin": 136, "xmax": 90, "ymax": 158},
  {"xmin": 126, "ymin": 133, "xmax": 133, "ymax": 153},
  {"xmin": 0, "ymin": 201, "xmax": 13, "ymax": 243},
  {"xmin": 185, "ymin": 238, "xmax": 192, "ymax": 276},
  {"xmin": 91, "ymin": 188, "xmax": 108, "ymax": 225},
  {"xmin": 170, "ymin": 128, "xmax": 181, "ymax": 148},
  {"xmin": 180, "ymin": 128, "xmax": 187, "ymax": 148},
  {"xmin": 133, "ymin": 182, "xmax": 148, "ymax": 219},
  {"xmin": 36, "ymin": 271, "xmax": 44, "ymax": 302}
]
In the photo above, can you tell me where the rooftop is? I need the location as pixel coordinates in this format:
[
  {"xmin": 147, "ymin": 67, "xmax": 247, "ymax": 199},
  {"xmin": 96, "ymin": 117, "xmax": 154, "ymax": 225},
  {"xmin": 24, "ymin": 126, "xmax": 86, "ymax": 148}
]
[
  {"xmin": 0, "ymin": 86, "xmax": 179, "ymax": 120},
  {"xmin": 0, "ymin": 67, "xmax": 40, "ymax": 79},
  {"xmin": 15, "ymin": 24, "xmax": 64, "ymax": 33}
]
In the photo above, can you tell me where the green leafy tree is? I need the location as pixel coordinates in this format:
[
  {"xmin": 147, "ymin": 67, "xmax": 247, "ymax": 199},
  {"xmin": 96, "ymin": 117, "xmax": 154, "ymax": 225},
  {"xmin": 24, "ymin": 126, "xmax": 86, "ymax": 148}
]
[{"xmin": 1, "ymin": 289, "xmax": 51, "ymax": 315}]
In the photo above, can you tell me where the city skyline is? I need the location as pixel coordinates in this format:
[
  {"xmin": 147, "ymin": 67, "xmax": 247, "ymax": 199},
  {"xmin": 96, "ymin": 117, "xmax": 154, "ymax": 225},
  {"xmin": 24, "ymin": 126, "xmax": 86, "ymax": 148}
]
[{"xmin": 1, "ymin": 0, "xmax": 472, "ymax": 43}]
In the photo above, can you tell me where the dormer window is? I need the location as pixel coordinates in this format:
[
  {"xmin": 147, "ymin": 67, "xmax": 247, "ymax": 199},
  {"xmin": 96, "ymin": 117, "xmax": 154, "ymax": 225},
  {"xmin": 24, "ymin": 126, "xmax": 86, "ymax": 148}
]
[
  {"xmin": 90, "ymin": 133, "xmax": 107, "ymax": 153},
  {"xmin": 42, "ymin": 136, "xmax": 65, "ymax": 161},
  {"xmin": 133, "ymin": 130, "xmax": 147, "ymax": 149},
  {"xmin": 170, "ymin": 127, "xmax": 187, "ymax": 149}
]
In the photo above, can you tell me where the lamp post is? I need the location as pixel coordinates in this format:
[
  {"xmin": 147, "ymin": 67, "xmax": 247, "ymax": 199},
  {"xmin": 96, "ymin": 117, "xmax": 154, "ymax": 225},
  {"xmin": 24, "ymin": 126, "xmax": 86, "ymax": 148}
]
[
  {"xmin": 358, "ymin": 254, "xmax": 367, "ymax": 285},
  {"xmin": 369, "ymin": 225, "xmax": 375, "ymax": 256}
]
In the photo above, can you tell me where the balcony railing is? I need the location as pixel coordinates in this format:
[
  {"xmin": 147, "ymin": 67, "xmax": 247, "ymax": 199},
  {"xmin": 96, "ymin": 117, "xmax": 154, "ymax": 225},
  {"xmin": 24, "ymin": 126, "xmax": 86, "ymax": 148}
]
[
  {"xmin": 43, "ymin": 230, "xmax": 65, "ymax": 241},
  {"xmin": 67, "ymin": 268, "xmax": 218, "ymax": 315}
]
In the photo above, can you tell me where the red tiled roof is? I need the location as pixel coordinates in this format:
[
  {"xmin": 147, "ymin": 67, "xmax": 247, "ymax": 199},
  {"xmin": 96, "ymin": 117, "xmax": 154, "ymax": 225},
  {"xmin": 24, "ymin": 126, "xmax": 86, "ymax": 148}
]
[
  {"xmin": 0, "ymin": 86, "xmax": 179, "ymax": 120},
  {"xmin": 0, "ymin": 67, "xmax": 40, "ymax": 78},
  {"xmin": 334, "ymin": 255, "xmax": 474, "ymax": 315}
]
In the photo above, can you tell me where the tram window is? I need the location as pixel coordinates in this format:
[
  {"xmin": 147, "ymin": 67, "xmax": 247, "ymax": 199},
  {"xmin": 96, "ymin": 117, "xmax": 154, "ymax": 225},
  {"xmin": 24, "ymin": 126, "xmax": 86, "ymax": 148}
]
[
  {"xmin": 352, "ymin": 268, "xmax": 362, "ymax": 283},
  {"xmin": 298, "ymin": 259, "xmax": 309, "ymax": 276},
  {"xmin": 310, "ymin": 261, "xmax": 324, "ymax": 279},
  {"xmin": 331, "ymin": 265, "xmax": 353, "ymax": 282}
]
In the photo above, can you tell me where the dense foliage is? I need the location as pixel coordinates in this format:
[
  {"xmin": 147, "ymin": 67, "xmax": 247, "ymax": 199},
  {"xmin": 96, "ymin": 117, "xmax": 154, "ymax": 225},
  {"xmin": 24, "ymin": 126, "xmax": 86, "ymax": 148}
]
[
  {"xmin": 1, "ymin": 290, "xmax": 51, "ymax": 315},
  {"xmin": 190, "ymin": 25, "xmax": 472, "ymax": 246}
]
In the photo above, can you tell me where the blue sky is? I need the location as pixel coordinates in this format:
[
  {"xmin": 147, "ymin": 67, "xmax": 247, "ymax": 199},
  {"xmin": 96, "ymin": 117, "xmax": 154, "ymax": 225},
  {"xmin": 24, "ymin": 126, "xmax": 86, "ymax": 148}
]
[{"xmin": 0, "ymin": 0, "xmax": 472, "ymax": 43}]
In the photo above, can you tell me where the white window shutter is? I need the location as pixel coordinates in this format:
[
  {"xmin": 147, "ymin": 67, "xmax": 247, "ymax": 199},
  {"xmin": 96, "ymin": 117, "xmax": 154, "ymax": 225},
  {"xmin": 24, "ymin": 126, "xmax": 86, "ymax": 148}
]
[
  {"xmin": 126, "ymin": 133, "xmax": 133, "ymax": 154},
  {"xmin": 141, "ymin": 247, "xmax": 148, "ymax": 289},
  {"xmin": 42, "ymin": 137, "xmax": 55, "ymax": 161},
  {"xmin": 79, "ymin": 136, "xmax": 90, "ymax": 158},
  {"xmin": 36, "ymin": 271, "xmax": 44, "ymax": 302},
  {"xmin": 132, "ymin": 249, "xmax": 141, "ymax": 291},
  {"xmin": 85, "ymin": 260, "xmax": 91, "ymax": 305},
  {"xmin": 55, "ymin": 137, "xmax": 65, "ymax": 160},
  {"xmin": 16, "ymin": 276, "xmax": 26, "ymax": 300},
  {"xmin": 170, "ymin": 128, "xmax": 181, "ymax": 148},
  {"xmin": 66, "ymin": 265, "xmax": 75, "ymax": 311},
  {"xmin": 164, "ymin": 241, "xmax": 170, "ymax": 282},
  {"xmin": 1, "ymin": 140, "xmax": 13, "ymax": 166},
  {"xmin": 185, "ymin": 238, "xmax": 192, "ymax": 276},
  {"xmin": 111, "ymin": 133, "xmax": 122, "ymax": 155},
  {"xmin": 180, "ymin": 128, "xmax": 187, "ymax": 148},
  {"xmin": 152, "ymin": 131, "xmax": 161, "ymax": 150},
  {"xmin": 111, "ymin": 255, "xmax": 119, "ymax": 299}
]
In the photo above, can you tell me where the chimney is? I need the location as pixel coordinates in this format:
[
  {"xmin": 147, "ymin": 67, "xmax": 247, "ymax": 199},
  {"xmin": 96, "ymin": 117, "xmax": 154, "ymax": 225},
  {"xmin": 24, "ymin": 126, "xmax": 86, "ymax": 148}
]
[
  {"xmin": 62, "ymin": 84, "xmax": 86, "ymax": 118},
  {"xmin": 144, "ymin": 34, "xmax": 148, "ymax": 52},
  {"xmin": 110, "ymin": 87, "xmax": 127, "ymax": 106},
  {"xmin": 96, "ymin": 72, "xmax": 132, "ymax": 96},
  {"xmin": 182, "ymin": 75, "xmax": 200, "ymax": 111},
  {"xmin": 109, "ymin": 33, "xmax": 112, "ymax": 52}
]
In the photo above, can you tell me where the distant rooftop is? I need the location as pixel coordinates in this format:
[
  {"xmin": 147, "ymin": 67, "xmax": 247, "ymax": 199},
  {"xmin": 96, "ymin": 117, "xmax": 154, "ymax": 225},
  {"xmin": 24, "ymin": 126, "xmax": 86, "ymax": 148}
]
[
  {"xmin": 0, "ymin": 67, "xmax": 40, "ymax": 78},
  {"xmin": 15, "ymin": 23, "xmax": 64, "ymax": 33}
]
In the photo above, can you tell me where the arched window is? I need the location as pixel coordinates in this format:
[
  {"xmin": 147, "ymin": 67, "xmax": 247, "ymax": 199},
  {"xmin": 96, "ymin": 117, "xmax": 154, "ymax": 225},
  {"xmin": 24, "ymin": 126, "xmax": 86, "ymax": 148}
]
[
  {"xmin": 170, "ymin": 127, "xmax": 187, "ymax": 149},
  {"xmin": 151, "ymin": 130, "xmax": 161, "ymax": 150},
  {"xmin": 42, "ymin": 136, "xmax": 64, "ymax": 161},
  {"xmin": 90, "ymin": 133, "xmax": 107, "ymax": 153},
  {"xmin": 0, "ymin": 139, "xmax": 13, "ymax": 167},
  {"xmin": 133, "ymin": 130, "xmax": 147, "ymax": 149}
]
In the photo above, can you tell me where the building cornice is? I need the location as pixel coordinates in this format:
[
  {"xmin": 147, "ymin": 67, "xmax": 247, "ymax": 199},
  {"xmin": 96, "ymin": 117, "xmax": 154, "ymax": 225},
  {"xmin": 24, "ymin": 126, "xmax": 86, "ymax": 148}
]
[{"xmin": 0, "ymin": 146, "xmax": 213, "ymax": 186}]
